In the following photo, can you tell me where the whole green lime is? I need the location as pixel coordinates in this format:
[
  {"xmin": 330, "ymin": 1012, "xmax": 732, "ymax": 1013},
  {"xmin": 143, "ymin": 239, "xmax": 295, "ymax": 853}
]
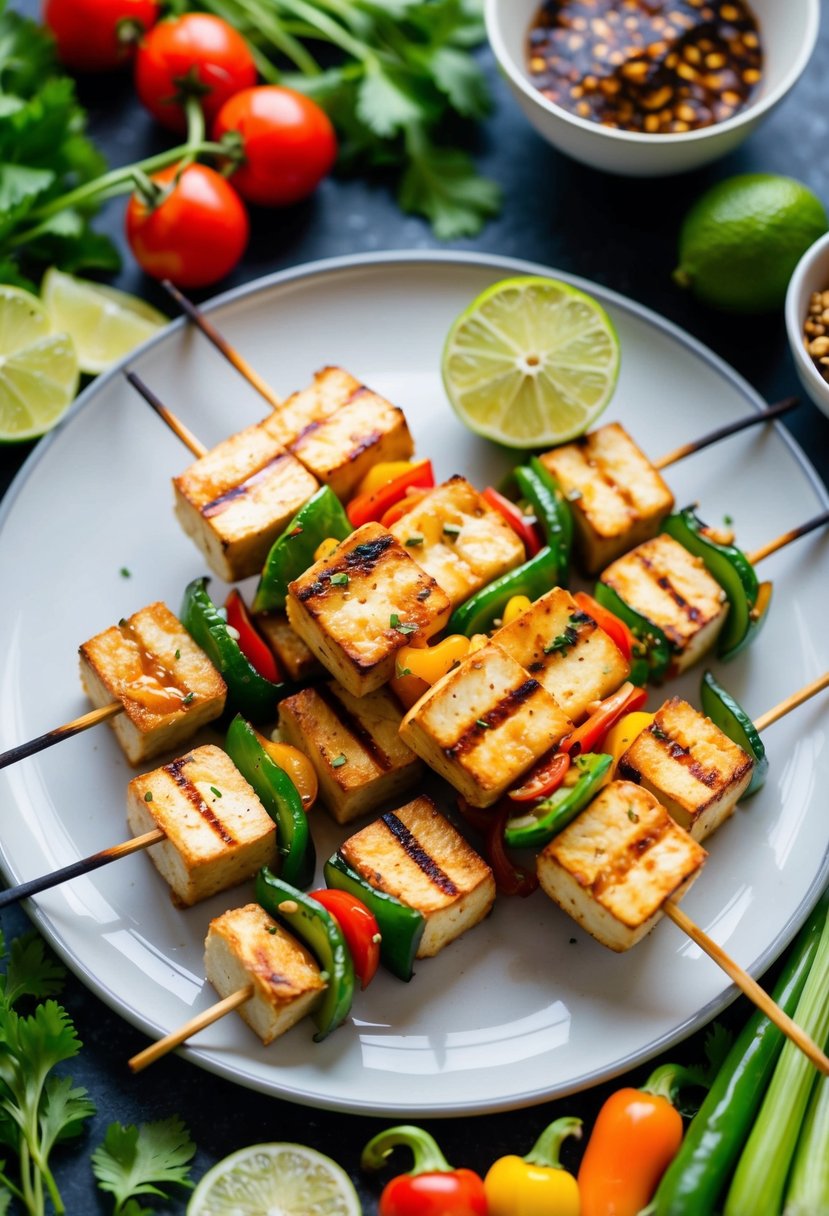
[{"xmin": 674, "ymin": 174, "xmax": 828, "ymax": 314}]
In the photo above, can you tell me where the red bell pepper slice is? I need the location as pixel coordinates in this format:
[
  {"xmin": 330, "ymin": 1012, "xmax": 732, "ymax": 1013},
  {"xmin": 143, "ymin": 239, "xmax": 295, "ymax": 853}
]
[
  {"xmin": 224, "ymin": 589, "xmax": 280, "ymax": 684},
  {"xmin": 482, "ymin": 485, "xmax": 543, "ymax": 557},
  {"xmin": 574, "ymin": 589, "xmax": 635, "ymax": 663},
  {"xmin": 310, "ymin": 888, "xmax": 381, "ymax": 989},
  {"xmin": 508, "ymin": 750, "xmax": 571, "ymax": 802},
  {"xmin": 347, "ymin": 460, "xmax": 434, "ymax": 528},
  {"xmin": 560, "ymin": 681, "xmax": 649, "ymax": 758},
  {"xmin": 457, "ymin": 798, "xmax": 538, "ymax": 897},
  {"xmin": 380, "ymin": 486, "xmax": 430, "ymax": 529}
]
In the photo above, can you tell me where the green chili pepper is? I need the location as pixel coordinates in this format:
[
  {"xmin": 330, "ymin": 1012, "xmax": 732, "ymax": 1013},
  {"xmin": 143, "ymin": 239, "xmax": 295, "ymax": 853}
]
[
  {"xmin": 324, "ymin": 851, "xmax": 424, "ymax": 981},
  {"xmin": 650, "ymin": 892, "xmax": 828, "ymax": 1216},
  {"xmin": 513, "ymin": 459, "xmax": 573, "ymax": 581},
  {"xmin": 662, "ymin": 507, "xmax": 770, "ymax": 660},
  {"xmin": 699, "ymin": 670, "xmax": 768, "ymax": 799},
  {"xmin": 253, "ymin": 485, "xmax": 352, "ymax": 614},
  {"xmin": 180, "ymin": 577, "xmax": 283, "ymax": 722},
  {"xmin": 447, "ymin": 546, "xmax": 562, "ymax": 637},
  {"xmin": 255, "ymin": 868, "xmax": 354, "ymax": 1041},
  {"xmin": 225, "ymin": 715, "xmax": 315, "ymax": 889},
  {"xmin": 505, "ymin": 753, "xmax": 612, "ymax": 848},
  {"xmin": 593, "ymin": 581, "xmax": 671, "ymax": 684}
]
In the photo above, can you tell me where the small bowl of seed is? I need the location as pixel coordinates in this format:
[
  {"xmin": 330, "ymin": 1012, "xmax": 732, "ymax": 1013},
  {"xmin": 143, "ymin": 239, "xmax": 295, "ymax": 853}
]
[
  {"xmin": 786, "ymin": 232, "xmax": 829, "ymax": 422},
  {"xmin": 485, "ymin": 0, "xmax": 820, "ymax": 177}
]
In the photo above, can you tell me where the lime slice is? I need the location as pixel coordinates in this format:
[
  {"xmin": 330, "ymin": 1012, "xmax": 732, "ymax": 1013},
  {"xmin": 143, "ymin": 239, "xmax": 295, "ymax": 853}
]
[
  {"xmin": 187, "ymin": 1142, "xmax": 362, "ymax": 1216},
  {"xmin": 441, "ymin": 276, "xmax": 620, "ymax": 448},
  {"xmin": 41, "ymin": 267, "xmax": 166, "ymax": 375},
  {"xmin": 0, "ymin": 284, "xmax": 79, "ymax": 443}
]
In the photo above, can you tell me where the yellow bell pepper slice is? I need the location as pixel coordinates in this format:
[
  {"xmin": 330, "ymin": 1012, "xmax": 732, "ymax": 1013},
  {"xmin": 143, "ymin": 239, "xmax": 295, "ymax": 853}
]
[{"xmin": 604, "ymin": 710, "xmax": 655, "ymax": 775}]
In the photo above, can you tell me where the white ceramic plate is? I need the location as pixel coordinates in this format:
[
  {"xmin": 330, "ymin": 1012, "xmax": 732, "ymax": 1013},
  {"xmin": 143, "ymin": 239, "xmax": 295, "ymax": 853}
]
[{"xmin": 0, "ymin": 253, "xmax": 827, "ymax": 1117}]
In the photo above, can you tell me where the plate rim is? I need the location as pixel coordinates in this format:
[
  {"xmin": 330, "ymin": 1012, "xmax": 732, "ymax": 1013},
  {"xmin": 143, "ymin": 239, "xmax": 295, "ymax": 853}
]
[{"xmin": 1, "ymin": 249, "xmax": 827, "ymax": 1117}]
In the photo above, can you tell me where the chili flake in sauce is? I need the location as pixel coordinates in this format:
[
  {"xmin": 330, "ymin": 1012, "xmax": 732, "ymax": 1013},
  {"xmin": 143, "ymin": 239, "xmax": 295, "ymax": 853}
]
[{"xmin": 526, "ymin": 0, "xmax": 763, "ymax": 134}]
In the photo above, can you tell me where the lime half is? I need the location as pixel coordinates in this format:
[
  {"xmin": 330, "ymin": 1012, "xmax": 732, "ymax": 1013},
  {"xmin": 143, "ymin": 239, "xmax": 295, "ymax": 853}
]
[
  {"xmin": 41, "ymin": 268, "xmax": 166, "ymax": 375},
  {"xmin": 187, "ymin": 1142, "xmax": 362, "ymax": 1216},
  {"xmin": 441, "ymin": 276, "xmax": 620, "ymax": 448},
  {"xmin": 0, "ymin": 284, "xmax": 79, "ymax": 443}
]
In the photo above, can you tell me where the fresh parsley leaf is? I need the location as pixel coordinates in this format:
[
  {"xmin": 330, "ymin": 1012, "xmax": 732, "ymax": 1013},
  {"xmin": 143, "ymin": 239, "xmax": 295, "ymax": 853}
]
[
  {"xmin": 91, "ymin": 1117, "xmax": 196, "ymax": 1212},
  {"xmin": 421, "ymin": 45, "xmax": 490, "ymax": 118},
  {"xmin": 400, "ymin": 125, "xmax": 501, "ymax": 238},
  {"xmin": 3, "ymin": 933, "xmax": 65, "ymax": 1006},
  {"xmin": 357, "ymin": 60, "xmax": 424, "ymax": 138}
]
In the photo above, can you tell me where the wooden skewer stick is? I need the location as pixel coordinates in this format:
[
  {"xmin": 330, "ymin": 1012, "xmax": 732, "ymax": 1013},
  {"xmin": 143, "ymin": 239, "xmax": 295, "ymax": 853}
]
[
  {"xmin": 0, "ymin": 829, "xmax": 165, "ymax": 910},
  {"xmin": 0, "ymin": 702, "xmax": 122, "ymax": 771},
  {"xmin": 664, "ymin": 900, "xmax": 829, "ymax": 1075},
  {"xmin": 162, "ymin": 279, "xmax": 283, "ymax": 412},
  {"xmin": 745, "ymin": 508, "xmax": 829, "ymax": 567},
  {"xmin": 129, "ymin": 984, "xmax": 254, "ymax": 1073},
  {"xmin": 754, "ymin": 670, "xmax": 829, "ymax": 733},
  {"xmin": 653, "ymin": 397, "xmax": 799, "ymax": 470},
  {"xmin": 124, "ymin": 369, "xmax": 207, "ymax": 459}
]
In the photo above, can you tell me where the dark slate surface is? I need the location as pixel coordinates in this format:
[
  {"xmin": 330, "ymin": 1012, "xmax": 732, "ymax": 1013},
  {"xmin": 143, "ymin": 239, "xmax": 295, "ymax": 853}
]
[{"xmin": 1, "ymin": 3, "xmax": 828, "ymax": 1212}]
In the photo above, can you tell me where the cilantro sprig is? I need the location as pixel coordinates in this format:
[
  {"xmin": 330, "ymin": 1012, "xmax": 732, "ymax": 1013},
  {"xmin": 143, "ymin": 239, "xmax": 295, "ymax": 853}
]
[
  {"xmin": 91, "ymin": 1117, "xmax": 196, "ymax": 1216},
  {"xmin": 168, "ymin": 0, "xmax": 501, "ymax": 236}
]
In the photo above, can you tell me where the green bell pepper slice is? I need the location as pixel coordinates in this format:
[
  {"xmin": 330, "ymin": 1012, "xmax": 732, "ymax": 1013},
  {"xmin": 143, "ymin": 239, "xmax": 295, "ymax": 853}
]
[
  {"xmin": 255, "ymin": 868, "xmax": 354, "ymax": 1041},
  {"xmin": 447, "ymin": 545, "xmax": 563, "ymax": 637},
  {"xmin": 253, "ymin": 486, "xmax": 353, "ymax": 614},
  {"xmin": 225, "ymin": 714, "xmax": 316, "ymax": 889},
  {"xmin": 700, "ymin": 670, "xmax": 768, "ymax": 799},
  {"xmin": 513, "ymin": 460, "xmax": 573, "ymax": 582},
  {"xmin": 505, "ymin": 753, "xmax": 612, "ymax": 848},
  {"xmin": 180, "ymin": 577, "xmax": 283, "ymax": 723},
  {"xmin": 593, "ymin": 580, "xmax": 671, "ymax": 684},
  {"xmin": 662, "ymin": 506, "xmax": 765, "ymax": 660},
  {"xmin": 324, "ymin": 851, "xmax": 424, "ymax": 982}
]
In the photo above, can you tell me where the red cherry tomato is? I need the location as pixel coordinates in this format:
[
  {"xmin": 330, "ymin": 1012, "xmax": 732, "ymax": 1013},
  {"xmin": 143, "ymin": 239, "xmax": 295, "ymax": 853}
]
[
  {"xmin": 212, "ymin": 86, "xmax": 337, "ymax": 207},
  {"xmin": 309, "ymin": 889, "xmax": 381, "ymax": 989},
  {"xmin": 508, "ymin": 750, "xmax": 571, "ymax": 802},
  {"xmin": 125, "ymin": 163, "xmax": 249, "ymax": 289},
  {"xmin": 43, "ymin": 0, "xmax": 159, "ymax": 71},
  {"xmin": 134, "ymin": 13, "xmax": 257, "ymax": 133}
]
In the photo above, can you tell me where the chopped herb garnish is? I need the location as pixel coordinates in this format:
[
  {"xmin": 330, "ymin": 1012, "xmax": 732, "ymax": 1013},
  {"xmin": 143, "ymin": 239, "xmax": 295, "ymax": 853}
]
[
  {"xmin": 331, "ymin": 572, "xmax": 349, "ymax": 586},
  {"xmin": 651, "ymin": 725, "xmax": 669, "ymax": 741},
  {"xmin": 390, "ymin": 613, "xmax": 417, "ymax": 635},
  {"xmin": 627, "ymin": 807, "xmax": 639, "ymax": 823},
  {"xmin": 267, "ymin": 925, "xmax": 278, "ymax": 935},
  {"xmin": 175, "ymin": 649, "xmax": 181, "ymax": 660},
  {"xmin": 404, "ymin": 534, "xmax": 424, "ymax": 547},
  {"xmin": 442, "ymin": 523, "xmax": 462, "ymax": 539},
  {"xmin": 332, "ymin": 754, "xmax": 347, "ymax": 768},
  {"xmin": 119, "ymin": 567, "xmax": 131, "ymax": 578},
  {"xmin": 396, "ymin": 666, "xmax": 413, "ymax": 678},
  {"xmin": 182, "ymin": 692, "xmax": 196, "ymax": 706},
  {"xmin": 476, "ymin": 718, "xmax": 490, "ymax": 729},
  {"xmin": 209, "ymin": 786, "xmax": 222, "ymax": 799},
  {"xmin": 144, "ymin": 791, "xmax": 153, "ymax": 802},
  {"xmin": 724, "ymin": 514, "xmax": 733, "ymax": 526},
  {"xmin": 543, "ymin": 626, "xmax": 579, "ymax": 655}
]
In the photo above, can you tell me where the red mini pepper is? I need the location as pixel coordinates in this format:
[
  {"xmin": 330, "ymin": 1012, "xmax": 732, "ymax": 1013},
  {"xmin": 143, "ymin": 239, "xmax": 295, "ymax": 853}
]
[
  {"xmin": 362, "ymin": 1124, "xmax": 487, "ymax": 1216},
  {"xmin": 309, "ymin": 887, "xmax": 381, "ymax": 989},
  {"xmin": 482, "ymin": 485, "xmax": 543, "ymax": 557},
  {"xmin": 347, "ymin": 460, "xmax": 434, "ymax": 528},
  {"xmin": 224, "ymin": 589, "xmax": 280, "ymax": 683},
  {"xmin": 578, "ymin": 1063, "xmax": 694, "ymax": 1216}
]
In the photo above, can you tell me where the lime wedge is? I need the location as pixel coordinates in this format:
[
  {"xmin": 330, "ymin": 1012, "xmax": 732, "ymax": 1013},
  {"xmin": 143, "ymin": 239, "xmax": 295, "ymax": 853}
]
[
  {"xmin": 0, "ymin": 284, "xmax": 79, "ymax": 443},
  {"xmin": 441, "ymin": 276, "xmax": 620, "ymax": 448},
  {"xmin": 41, "ymin": 267, "xmax": 166, "ymax": 375},
  {"xmin": 187, "ymin": 1142, "xmax": 362, "ymax": 1216}
]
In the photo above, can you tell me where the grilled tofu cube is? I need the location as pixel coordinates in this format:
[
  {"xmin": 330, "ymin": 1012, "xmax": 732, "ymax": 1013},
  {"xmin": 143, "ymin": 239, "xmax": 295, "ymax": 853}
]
[
  {"xmin": 400, "ymin": 642, "xmax": 573, "ymax": 807},
  {"xmin": 537, "ymin": 780, "xmax": 707, "ymax": 951},
  {"xmin": 253, "ymin": 611, "xmax": 321, "ymax": 683},
  {"xmin": 79, "ymin": 602, "xmax": 226, "ymax": 766},
  {"xmin": 279, "ymin": 682, "xmax": 422, "ymax": 824},
  {"xmin": 126, "ymin": 745, "xmax": 277, "ymax": 907},
  {"xmin": 264, "ymin": 366, "xmax": 362, "ymax": 448},
  {"xmin": 339, "ymin": 796, "xmax": 496, "ymax": 957},
  {"xmin": 205, "ymin": 904, "xmax": 325, "ymax": 1045},
  {"xmin": 618, "ymin": 697, "xmax": 753, "ymax": 841},
  {"xmin": 493, "ymin": 587, "xmax": 630, "ymax": 721},
  {"xmin": 289, "ymin": 384, "xmax": 414, "ymax": 501},
  {"xmin": 286, "ymin": 522, "xmax": 451, "ymax": 697},
  {"xmin": 388, "ymin": 476, "xmax": 525, "ymax": 608},
  {"xmin": 599, "ymin": 533, "xmax": 728, "ymax": 677},
  {"xmin": 540, "ymin": 423, "xmax": 674, "ymax": 574},
  {"xmin": 173, "ymin": 419, "xmax": 319, "ymax": 582}
]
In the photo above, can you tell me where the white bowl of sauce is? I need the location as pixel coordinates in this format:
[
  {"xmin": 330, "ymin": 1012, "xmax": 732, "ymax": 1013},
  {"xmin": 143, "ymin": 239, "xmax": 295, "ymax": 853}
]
[{"xmin": 486, "ymin": 0, "xmax": 819, "ymax": 176}]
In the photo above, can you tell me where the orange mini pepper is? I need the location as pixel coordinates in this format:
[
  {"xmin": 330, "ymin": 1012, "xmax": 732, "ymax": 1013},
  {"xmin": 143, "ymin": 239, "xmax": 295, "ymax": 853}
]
[{"xmin": 577, "ymin": 1064, "xmax": 693, "ymax": 1216}]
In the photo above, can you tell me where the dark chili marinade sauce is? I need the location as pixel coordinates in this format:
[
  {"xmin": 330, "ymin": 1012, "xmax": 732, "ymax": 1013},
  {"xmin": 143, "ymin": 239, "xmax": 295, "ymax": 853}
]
[{"xmin": 526, "ymin": 0, "xmax": 763, "ymax": 134}]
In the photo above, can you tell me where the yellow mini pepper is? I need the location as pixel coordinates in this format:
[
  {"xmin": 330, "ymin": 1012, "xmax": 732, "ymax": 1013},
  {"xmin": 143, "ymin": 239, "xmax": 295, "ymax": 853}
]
[{"xmin": 485, "ymin": 1116, "xmax": 582, "ymax": 1216}]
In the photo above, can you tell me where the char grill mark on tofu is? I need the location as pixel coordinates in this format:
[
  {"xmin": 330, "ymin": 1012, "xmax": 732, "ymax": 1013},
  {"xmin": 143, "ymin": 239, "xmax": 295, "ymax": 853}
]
[
  {"xmin": 314, "ymin": 684, "xmax": 392, "ymax": 771},
  {"xmin": 382, "ymin": 811, "xmax": 459, "ymax": 896},
  {"xmin": 200, "ymin": 452, "xmax": 293, "ymax": 519},
  {"xmin": 446, "ymin": 678, "xmax": 541, "ymax": 759},
  {"xmin": 263, "ymin": 366, "xmax": 362, "ymax": 448},
  {"xmin": 163, "ymin": 756, "xmax": 237, "ymax": 845},
  {"xmin": 296, "ymin": 532, "xmax": 396, "ymax": 603}
]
